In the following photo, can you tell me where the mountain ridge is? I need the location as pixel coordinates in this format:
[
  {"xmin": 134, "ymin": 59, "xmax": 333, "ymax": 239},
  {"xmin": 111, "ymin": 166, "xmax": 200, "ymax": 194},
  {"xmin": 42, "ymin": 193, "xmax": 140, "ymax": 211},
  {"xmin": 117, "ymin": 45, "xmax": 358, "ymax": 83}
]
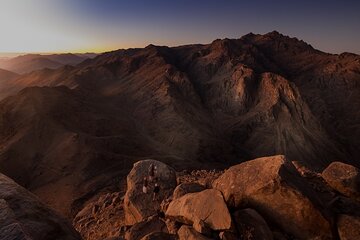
[
  {"xmin": 0, "ymin": 31, "xmax": 359, "ymax": 217},
  {"xmin": 0, "ymin": 53, "xmax": 97, "ymax": 74}
]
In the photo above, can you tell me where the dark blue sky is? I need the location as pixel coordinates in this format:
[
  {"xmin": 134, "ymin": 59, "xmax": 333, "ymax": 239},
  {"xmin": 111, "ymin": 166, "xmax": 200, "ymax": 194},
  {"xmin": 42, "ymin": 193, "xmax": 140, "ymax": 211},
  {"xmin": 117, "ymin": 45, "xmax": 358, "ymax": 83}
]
[{"xmin": 1, "ymin": 0, "xmax": 359, "ymax": 54}]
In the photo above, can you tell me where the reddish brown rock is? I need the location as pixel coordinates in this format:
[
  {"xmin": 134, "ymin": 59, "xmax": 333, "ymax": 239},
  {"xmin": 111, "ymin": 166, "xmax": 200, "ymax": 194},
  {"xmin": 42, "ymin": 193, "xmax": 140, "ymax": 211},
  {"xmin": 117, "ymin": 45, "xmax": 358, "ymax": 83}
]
[
  {"xmin": 337, "ymin": 214, "xmax": 360, "ymax": 240},
  {"xmin": 322, "ymin": 162, "xmax": 360, "ymax": 200},
  {"xmin": 125, "ymin": 216, "xmax": 168, "ymax": 240},
  {"xmin": 233, "ymin": 208, "xmax": 273, "ymax": 240},
  {"xmin": 219, "ymin": 231, "xmax": 238, "ymax": 240},
  {"xmin": 177, "ymin": 225, "xmax": 212, "ymax": 240},
  {"xmin": 140, "ymin": 232, "xmax": 176, "ymax": 240},
  {"xmin": 166, "ymin": 189, "xmax": 231, "ymax": 231},
  {"xmin": 164, "ymin": 219, "xmax": 180, "ymax": 235},
  {"xmin": 172, "ymin": 182, "xmax": 206, "ymax": 199},
  {"xmin": 124, "ymin": 160, "xmax": 177, "ymax": 225},
  {"xmin": 213, "ymin": 155, "xmax": 332, "ymax": 239},
  {"xmin": 73, "ymin": 191, "xmax": 125, "ymax": 240},
  {"xmin": 192, "ymin": 219, "xmax": 212, "ymax": 237}
]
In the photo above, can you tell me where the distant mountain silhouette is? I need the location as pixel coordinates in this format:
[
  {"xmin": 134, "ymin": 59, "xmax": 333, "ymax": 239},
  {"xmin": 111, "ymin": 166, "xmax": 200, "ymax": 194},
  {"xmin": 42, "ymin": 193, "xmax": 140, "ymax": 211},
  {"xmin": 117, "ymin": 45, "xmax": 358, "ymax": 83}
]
[
  {"xmin": 0, "ymin": 53, "xmax": 97, "ymax": 74},
  {"xmin": 0, "ymin": 31, "xmax": 359, "ymax": 216}
]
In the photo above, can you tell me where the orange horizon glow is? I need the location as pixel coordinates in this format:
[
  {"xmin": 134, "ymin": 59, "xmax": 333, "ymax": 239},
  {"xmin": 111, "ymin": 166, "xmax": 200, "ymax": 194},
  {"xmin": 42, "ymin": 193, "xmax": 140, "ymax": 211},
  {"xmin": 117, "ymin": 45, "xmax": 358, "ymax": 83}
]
[{"xmin": 0, "ymin": 46, "xmax": 132, "ymax": 58}]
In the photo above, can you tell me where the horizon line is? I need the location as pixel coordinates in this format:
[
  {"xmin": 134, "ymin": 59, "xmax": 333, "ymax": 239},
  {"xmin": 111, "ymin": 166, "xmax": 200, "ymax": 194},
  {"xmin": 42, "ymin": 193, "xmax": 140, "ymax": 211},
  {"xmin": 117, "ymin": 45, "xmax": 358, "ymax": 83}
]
[{"xmin": 1, "ymin": 37, "xmax": 360, "ymax": 57}]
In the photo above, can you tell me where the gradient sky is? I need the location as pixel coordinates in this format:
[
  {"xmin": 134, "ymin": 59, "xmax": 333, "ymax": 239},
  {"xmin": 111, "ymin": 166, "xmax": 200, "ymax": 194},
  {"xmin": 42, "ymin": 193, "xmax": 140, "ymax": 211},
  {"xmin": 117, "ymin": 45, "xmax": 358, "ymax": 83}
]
[{"xmin": 0, "ymin": 0, "xmax": 359, "ymax": 55}]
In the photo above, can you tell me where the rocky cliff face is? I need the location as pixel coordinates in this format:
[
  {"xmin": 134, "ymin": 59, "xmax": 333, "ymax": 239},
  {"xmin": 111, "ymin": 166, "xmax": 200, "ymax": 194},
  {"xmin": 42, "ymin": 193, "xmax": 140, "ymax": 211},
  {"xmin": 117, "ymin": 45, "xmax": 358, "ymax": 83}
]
[
  {"xmin": 0, "ymin": 173, "xmax": 80, "ymax": 240},
  {"xmin": 0, "ymin": 32, "xmax": 359, "ymax": 218}
]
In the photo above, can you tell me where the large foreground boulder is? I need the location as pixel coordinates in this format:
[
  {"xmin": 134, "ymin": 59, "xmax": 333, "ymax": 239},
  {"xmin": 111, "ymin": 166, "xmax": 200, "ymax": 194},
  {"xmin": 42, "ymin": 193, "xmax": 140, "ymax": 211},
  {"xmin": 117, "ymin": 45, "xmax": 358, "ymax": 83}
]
[
  {"xmin": 124, "ymin": 160, "xmax": 177, "ymax": 225},
  {"xmin": 213, "ymin": 155, "xmax": 332, "ymax": 239},
  {"xmin": 322, "ymin": 162, "xmax": 360, "ymax": 200},
  {"xmin": 166, "ymin": 189, "xmax": 231, "ymax": 231},
  {"xmin": 0, "ymin": 173, "xmax": 80, "ymax": 240}
]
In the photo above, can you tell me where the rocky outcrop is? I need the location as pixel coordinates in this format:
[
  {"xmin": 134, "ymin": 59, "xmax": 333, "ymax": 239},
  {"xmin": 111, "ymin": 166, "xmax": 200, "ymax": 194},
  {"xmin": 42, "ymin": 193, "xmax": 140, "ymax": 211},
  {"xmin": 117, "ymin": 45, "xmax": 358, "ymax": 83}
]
[
  {"xmin": 177, "ymin": 225, "xmax": 212, "ymax": 240},
  {"xmin": 0, "ymin": 173, "xmax": 80, "ymax": 240},
  {"xmin": 124, "ymin": 160, "xmax": 177, "ymax": 225},
  {"xmin": 139, "ymin": 232, "xmax": 176, "ymax": 240},
  {"xmin": 125, "ymin": 216, "xmax": 168, "ymax": 240},
  {"xmin": 72, "ymin": 157, "xmax": 360, "ymax": 239},
  {"xmin": 73, "ymin": 192, "xmax": 125, "ymax": 240},
  {"xmin": 322, "ymin": 162, "xmax": 360, "ymax": 200},
  {"xmin": 337, "ymin": 214, "xmax": 360, "ymax": 240},
  {"xmin": 172, "ymin": 182, "xmax": 206, "ymax": 199},
  {"xmin": 166, "ymin": 189, "xmax": 231, "ymax": 231},
  {"xmin": 213, "ymin": 155, "xmax": 332, "ymax": 239},
  {"xmin": 233, "ymin": 208, "xmax": 273, "ymax": 240}
]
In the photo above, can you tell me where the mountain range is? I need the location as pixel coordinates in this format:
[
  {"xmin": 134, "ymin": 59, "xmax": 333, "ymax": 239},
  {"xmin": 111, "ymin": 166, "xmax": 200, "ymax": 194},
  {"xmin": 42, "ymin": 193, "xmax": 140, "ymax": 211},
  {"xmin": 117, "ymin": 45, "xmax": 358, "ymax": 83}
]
[
  {"xmin": 0, "ymin": 31, "xmax": 359, "ymax": 217},
  {"xmin": 0, "ymin": 53, "xmax": 97, "ymax": 74}
]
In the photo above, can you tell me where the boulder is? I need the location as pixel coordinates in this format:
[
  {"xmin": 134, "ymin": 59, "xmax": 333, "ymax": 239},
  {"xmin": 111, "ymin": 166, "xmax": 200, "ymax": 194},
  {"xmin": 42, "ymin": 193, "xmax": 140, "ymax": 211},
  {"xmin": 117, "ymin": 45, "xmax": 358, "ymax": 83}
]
[
  {"xmin": 322, "ymin": 162, "xmax": 360, "ymax": 200},
  {"xmin": 0, "ymin": 173, "xmax": 80, "ymax": 240},
  {"xmin": 166, "ymin": 189, "xmax": 231, "ymax": 231},
  {"xmin": 124, "ymin": 160, "xmax": 177, "ymax": 225},
  {"xmin": 140, "ymin": 232, "xmax": 177, "ymax": 240},
  {"xmin": 172, "ymin": 182, "xmax": 206, "ymax": 199},
  {"xmin": 165, "ymin": 219, "xmax": 181, "ymax": 235},
  {"xmin": 213, "ymin": 155, "xmax": 332, "ymax": 239},
  {"xmin": 125, "ymin": 216, "xmax": 168, "ymax": 240},
  {"xmin": 177, "ymin": 225, "xmax": 212, "ymax": 240},
  {"xmin": 233, "ymin": 208, "xmax": 272, "ymax": 240},
  {"xmin": 192, "ymin": 219, "xmax": 212, "ymax": 236},
  {"xmin": 337, "ymin": 214, "xmax": 360, "ymax": 240}
]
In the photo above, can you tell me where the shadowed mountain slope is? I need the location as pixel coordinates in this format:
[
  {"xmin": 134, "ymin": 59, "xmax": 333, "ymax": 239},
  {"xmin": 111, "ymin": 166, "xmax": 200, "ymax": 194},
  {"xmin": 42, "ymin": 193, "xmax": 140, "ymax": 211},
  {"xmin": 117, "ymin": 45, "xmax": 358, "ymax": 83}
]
[
  {"xmin": 0, "ymin": 68, "xmax": 19, "ymax": 100},
  {"xmin": 0, "ymin": 68, "xmax": 19, "ymax": 81}
]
